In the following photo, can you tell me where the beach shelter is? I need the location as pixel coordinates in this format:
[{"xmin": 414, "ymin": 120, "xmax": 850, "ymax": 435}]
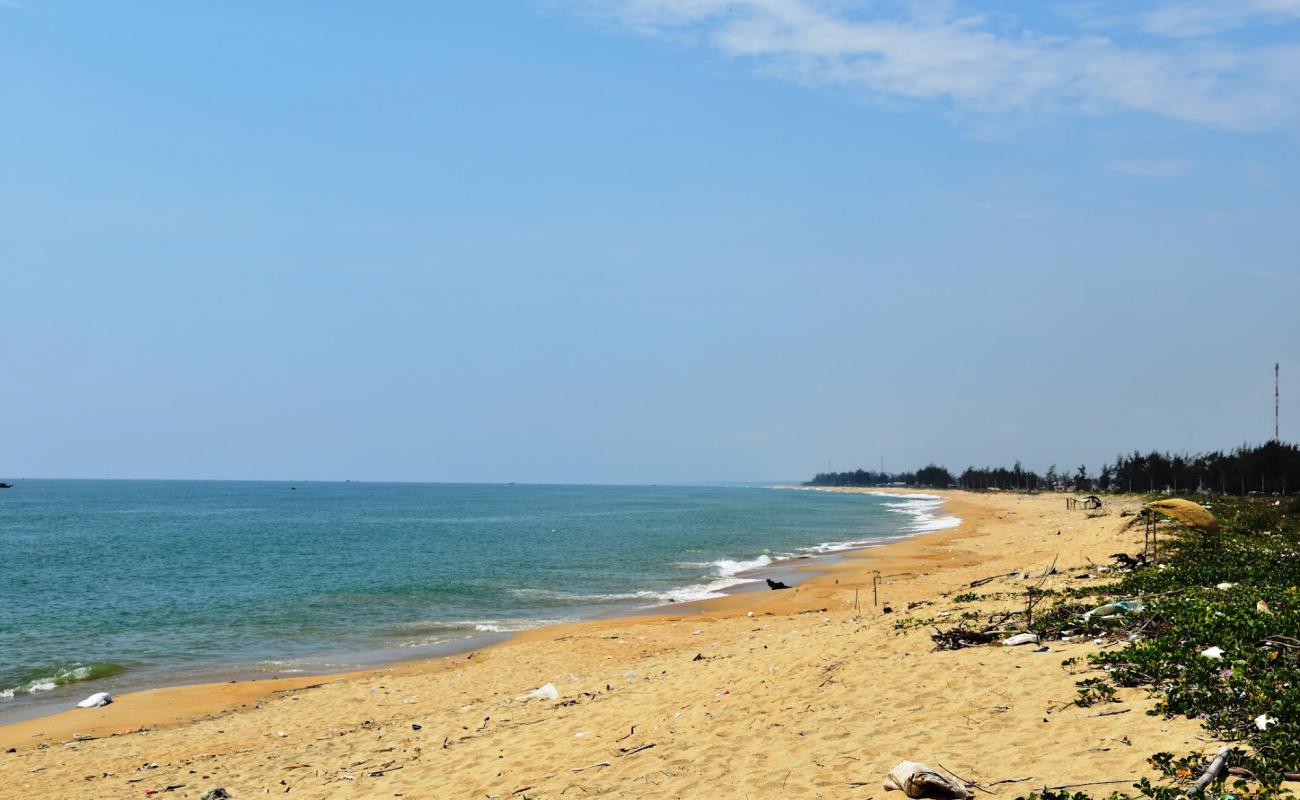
[{"xmin": 1144, "ymin": 498, "xmax": 1219, "ymax": 534}]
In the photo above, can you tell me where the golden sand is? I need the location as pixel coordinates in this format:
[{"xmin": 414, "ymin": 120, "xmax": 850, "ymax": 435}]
[{"xmin": 0, "ymin": 491, "xmax": 1210, "ymax": 799}]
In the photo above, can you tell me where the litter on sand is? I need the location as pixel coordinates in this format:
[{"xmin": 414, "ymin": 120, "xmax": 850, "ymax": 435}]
[
  {"xmin": 1082, "ymin": 600, "xmax": 1144, "ymax": 622},
  {"xmin": 1002, "ymin": 633, "xmax": 1040, "ymax": 646},
  {"xmin": 884, "ymin": 761, "xmax": 974, "ymax": 799},
  {"xmin": 519, "ymin": 683, "xmax": 559, "ymax": 701},
  {"xmin": 76, "ymin": 692, "xmax": 112, "ymax": 708}
]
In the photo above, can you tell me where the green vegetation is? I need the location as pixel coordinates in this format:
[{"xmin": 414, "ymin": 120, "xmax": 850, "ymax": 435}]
[
  {"xmin": 1016, "ymin": 496, "xmax": 1300, "ymax": 800},
  {"xmin": 805, "ymin": 441, "xmax": 1300, "ymax": 493}
]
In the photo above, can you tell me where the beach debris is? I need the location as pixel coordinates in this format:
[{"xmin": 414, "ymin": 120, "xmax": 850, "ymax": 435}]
[
  {"xmin": 1200, "ymin": 646, "xmax": 1225, "ymax": 660},
  {"xmin": 571, "ymin": 761, "xmax": 611, "ymax": 772},
  {"xmin": 884, "ymin": 760, "xmax": 974, "ymax": 799},
  {"xmin": 618, "ymin": 742, "xmax": 656, "ymax": 757},
  {"xmin": 1002, "ymin": 633, "xmax": 1040, "ymax": 647},
  {"xmin": 1255, "ymin": 714, "xmax": 1277, "ymax": 731},
  {"xmin": 931, "ymin": 627, "xmax": 996, "ymax": 651},
  {"xmin": 76, "ymin": 692, "xmax": 112, "ymax": 708},
  {"xmin": 411, "ymin": 723, "xmax": 422, "ymax": 731},
  {"xmin": 1191, "ymin": 746, "xmax": 1231, "ymax": 795},
  {"xmin": 1110, "ymin": 552, "xmax": 1147, "ymax": 570},
  {"xmin": 1216, "ymin": 582, "xmax": 1237, "ymax": 591},
  {"xmin": 968, "ymin": 571, "xmax": 1016, "ymax": 589},
  {"xmin": 1082, "ymin": 600, "xmax": 1144, "ymax": 622},
  {"xmin": 766, "ymin": 578, "xmax": 790, "ymax": 590},
  {"xmin": 520, "ymin": 683, "xmax": 559, "ymax": 702},
  {"xmin": 200, "ymin": 789, "xmax": 231, "ymax": 800}
]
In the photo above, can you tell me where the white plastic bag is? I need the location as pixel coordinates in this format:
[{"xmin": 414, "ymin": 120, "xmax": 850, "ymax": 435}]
[
  {"xmin": 76, "ymin": 692, "xmax": 112, "ymax": 708},
  {"xmin": 518, "ymin": 683, "xmax": 559, "ymax": 702},
  {"xmin": 1002, "ymin": 633, "xmax": 1040, "ymax": 646}
]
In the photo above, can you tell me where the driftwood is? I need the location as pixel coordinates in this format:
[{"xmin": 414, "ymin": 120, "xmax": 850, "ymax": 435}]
[
  {"xmin": 1192, "ymin": 746, "xmax": 1231, "ymax": 795},
  {"xmin": 571, "ymin": 761, "xmax": 611, "ymax": 773},
  {"xmin": 1110, "ymin": 552, "xmax": 1147, "ymax": 570},
  {"xmin": 968, "ymin": 572, "xmax": 1016, "ymax": 589},
  {"xmin": 932, "ymin": 627, "xmax": 998, "ymax": 651},
  {"xmin": 1043, "ymin": 780, "xmax": 1133, "ymax": 791}
]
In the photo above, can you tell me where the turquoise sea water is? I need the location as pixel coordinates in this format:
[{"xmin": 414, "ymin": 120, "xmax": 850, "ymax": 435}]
[{"xmin": 0, "ymin": 481, "xmax": 956, "ymax": 718}]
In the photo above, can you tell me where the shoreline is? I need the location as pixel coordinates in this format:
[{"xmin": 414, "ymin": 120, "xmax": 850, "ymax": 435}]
[
  {"xmin": 0, "ymin": 487, "xmax": 955, "ymax": 747},
  {"xmin": 0, "ymin": 481, "xmax": 946, "ymax": 728},
  {"xmin": 3, "ymin": 489, "xmax": 1209, "ymax": 800}
]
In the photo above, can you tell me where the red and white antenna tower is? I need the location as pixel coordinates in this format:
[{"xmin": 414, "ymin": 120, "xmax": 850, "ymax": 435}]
[{"xmin": 1277, "ymin": 363, "xmax": 1281, "ymax": 441}]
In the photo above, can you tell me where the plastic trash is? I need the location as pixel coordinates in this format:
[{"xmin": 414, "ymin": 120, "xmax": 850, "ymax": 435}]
[
  {"xmin": 1002, "ymin": 633, "xmax": 1040, "ymax": 646},
  {"xmin": 884, "ymin": 761, "xmax": 973, "ymax": 799},
  {"xmin": 1200, "ymin": 646, "xmax": 1225, "ymax": 659},
  {"xmin": 1216, "ymin": 582, "xmax": 1237, "ymax": 591},
  {"xmin": 522, "ymin": 683, "xmax": 559, "ymax": 701},
  {"xmin": 1082, "ymin": 600, "xmax": 1144, "ymax": 622},
  {"xmin": 1256, "ymin": 714, "xmax": 1277, "ymax": 731},
  {"xmin": 76, "ymin": 692, "xmax": 112, "ymax": 708}
]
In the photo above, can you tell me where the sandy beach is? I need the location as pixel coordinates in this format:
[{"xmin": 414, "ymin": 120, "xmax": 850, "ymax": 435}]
[{"xmin": 0, "ymin": 490, "xmax": 1211, "ymax": 799}]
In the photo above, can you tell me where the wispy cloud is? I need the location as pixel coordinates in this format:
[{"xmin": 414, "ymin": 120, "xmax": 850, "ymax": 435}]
[
  {"xmin": 1141, "ymin": 0, "xmax": 1300, "ymax": 38},
  {"xmin": 564, "ymin": 0, "xmax": 1300, "ymax": 130}
]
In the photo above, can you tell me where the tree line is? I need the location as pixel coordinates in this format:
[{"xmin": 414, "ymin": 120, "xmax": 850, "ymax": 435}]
[{"xmin": 806, "ymin": 440, "xmax": 1300, "ymax": 495}]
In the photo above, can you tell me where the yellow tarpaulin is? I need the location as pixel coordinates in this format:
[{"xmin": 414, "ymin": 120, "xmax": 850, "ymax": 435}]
[{"xmin": 1145, "ymin": 498, "xmax": 1219, "ymax": 534}]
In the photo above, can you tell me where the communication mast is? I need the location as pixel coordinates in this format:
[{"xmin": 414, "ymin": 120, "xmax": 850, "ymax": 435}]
[{"xmin": 1277, "ymin": 363, "xmax": 1281, "ymax": 441}]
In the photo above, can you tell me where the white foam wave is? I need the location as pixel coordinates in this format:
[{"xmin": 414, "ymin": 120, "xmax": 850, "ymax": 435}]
[
  {"xmin": 711, "ymin": 554, "xmax": 772, "ymax": 577},
  {"xmin": 801, "ymin": 538, "xmax": 885, "ymax": 554},
  {"xmin": 1, "ymin": 665, "xmax": 104, "ymax": 701},
  {"xmin": 876, "ymin": 496, "xmax": 962, "ymax": 532},
  {"xmin": 388, "ymin": 617, "xmax": 574, "ymax": 648}
]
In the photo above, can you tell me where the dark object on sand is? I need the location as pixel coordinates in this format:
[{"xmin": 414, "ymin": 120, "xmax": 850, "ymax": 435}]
[
  {"xmin": 201, "ymin": 789, "xmax": 232, "ymax": 800},
  {"xmin": 1111, "ymin": 551, "xmax": 1147, "ymax": 570},
  {"xmin": 766, "ymin": 578, "xmax": 790, "ymax": 590},
  {"xmin": 932, "ymin": 626, "xmax": 997, "ymax": 651}
]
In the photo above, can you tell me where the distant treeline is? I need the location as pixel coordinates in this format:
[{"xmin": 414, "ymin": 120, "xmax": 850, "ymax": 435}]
[{"xmin": 806, "ymin": 440, "xmax": 1300, "ymax": 495}]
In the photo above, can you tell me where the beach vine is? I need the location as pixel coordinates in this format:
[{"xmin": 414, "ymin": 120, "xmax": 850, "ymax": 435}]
[{"xmin": 1015, "ymin": 496, "xmax": 1300, "ymax": 800}]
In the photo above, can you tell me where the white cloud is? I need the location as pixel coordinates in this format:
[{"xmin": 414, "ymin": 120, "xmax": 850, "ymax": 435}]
[
  {"xmin": 1141, "ymin": 0, "xmax": 1300, "ymax": 38},
  {"xmin": 565, "ymin": 0, "xmax": 1300, "ymax": 130}
]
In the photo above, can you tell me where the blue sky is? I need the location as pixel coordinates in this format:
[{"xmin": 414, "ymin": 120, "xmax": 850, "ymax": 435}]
[{"xmin": 2, "ymin": 1, "xmax": 1297, "ymax": 483}]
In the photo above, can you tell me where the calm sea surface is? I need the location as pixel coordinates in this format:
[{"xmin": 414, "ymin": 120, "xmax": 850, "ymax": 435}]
[{"xmin": 0, "ymin": 481, "xmax": 955, "ymax": 718}]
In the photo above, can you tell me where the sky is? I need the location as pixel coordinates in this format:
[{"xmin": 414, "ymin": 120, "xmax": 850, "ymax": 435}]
[{"xmin": 1, "ymin": 0, "xmax": 1298, "ymax": 484}]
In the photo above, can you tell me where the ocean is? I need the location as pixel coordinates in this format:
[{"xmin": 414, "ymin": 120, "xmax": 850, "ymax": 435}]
[{"xmin": 0, "ymin": 481, "xmax": 957, "ymax": 720}]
